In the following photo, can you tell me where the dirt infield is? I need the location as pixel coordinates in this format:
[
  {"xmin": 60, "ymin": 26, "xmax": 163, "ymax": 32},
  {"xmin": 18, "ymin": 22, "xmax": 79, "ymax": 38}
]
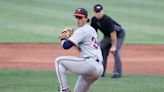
[{"xmin": 0, "ymin": 44, "xmax": 164, "ymax": 75}]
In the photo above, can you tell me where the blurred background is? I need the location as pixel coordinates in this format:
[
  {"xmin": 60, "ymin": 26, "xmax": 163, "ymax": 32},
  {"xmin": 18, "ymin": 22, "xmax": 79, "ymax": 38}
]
[
  {"xmin": 0, "ymin": 0, "xmax": 164, "ymax": 44},
  {"xmin": 0, "ymin": 1, "xmax": 164, "ymax": 92}
]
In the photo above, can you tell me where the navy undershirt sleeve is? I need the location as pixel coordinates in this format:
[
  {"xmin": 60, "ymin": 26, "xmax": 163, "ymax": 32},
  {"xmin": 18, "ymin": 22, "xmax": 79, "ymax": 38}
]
[{"xmin": 62, "ymin": 40, "xmax": 74, "ymax": 49}]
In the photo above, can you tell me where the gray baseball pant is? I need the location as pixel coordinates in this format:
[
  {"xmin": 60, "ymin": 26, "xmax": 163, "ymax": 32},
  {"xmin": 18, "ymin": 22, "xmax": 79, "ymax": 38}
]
[{"xmin": 55, "ymin": 56, "xmax": 103, "ymax": 92}]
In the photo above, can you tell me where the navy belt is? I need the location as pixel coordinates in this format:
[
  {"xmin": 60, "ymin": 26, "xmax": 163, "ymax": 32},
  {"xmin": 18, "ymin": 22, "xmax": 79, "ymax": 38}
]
[
  {"xmin": 96, "ymin": 59, "xmax": 100, "ymax": 62},
  {"xmin": 84, "ymin": 57, "xmax": 100, "ymax": 62}
]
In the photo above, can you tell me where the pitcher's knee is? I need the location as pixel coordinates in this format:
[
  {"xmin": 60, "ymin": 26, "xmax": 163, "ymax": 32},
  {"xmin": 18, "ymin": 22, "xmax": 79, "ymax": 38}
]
[
  {"xmin": 55, "ymin": 56, "xmax": 68, "ymax": 65},
  {"xmin": 55, "ymin": 57, "xmax": 63, "ymax": 64},
  {"xmin": 55, "ymin": 57, "xmax": 60, "ymax": 62}
]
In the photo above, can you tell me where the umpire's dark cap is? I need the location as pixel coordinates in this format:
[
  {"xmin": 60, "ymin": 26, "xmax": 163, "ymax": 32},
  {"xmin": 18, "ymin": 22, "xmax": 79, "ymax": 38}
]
[
  {"xmin": 74, "ymin": 8, "xmax": 88, "ymax": 17},
  {"xmin": 94, "ymin": 4, "xmax": 103, "ymax": 12}
]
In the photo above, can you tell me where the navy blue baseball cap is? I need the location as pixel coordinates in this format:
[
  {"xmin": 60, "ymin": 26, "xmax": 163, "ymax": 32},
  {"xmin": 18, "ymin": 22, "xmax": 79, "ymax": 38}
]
[
  {"xmin": 74, "ymin": 8, "xmax": 88, "ymax": 17},
  {"xmin": 94, "ymin": 4, "xmax": 103, "ymax": 12}
]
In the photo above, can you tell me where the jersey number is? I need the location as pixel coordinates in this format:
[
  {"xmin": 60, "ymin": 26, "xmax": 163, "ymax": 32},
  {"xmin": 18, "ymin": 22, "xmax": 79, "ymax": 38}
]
[{"xmin": 92, "ymin": 37, "xmax": 98, "ymax": 49}]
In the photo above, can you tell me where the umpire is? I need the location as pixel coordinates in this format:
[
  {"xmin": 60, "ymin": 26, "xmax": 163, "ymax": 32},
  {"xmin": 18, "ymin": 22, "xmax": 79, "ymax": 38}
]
[{"xmin": 91, "ymin": 4, "xmax": 125, "ymax": 78}]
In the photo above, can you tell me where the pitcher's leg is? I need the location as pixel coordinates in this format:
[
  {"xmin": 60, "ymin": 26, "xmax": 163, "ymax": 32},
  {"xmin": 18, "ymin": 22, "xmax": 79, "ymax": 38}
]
[
  {"xmin": 55, "ymin": 58, "xmax": 69, "ymax": 91},
  {"xmin": 55, "ymin": 56, "xmax": 97, "ymax": 91},
  {"xmin": 74, "ymin": 76, "xmax": 98, "ymax": 92}
]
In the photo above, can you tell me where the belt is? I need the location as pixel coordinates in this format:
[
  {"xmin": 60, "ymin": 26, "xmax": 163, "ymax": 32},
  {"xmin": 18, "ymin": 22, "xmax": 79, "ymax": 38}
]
[
  {"xmin": 84, "ymin": 57, "xmax": 100, "ymax": 63},
  {"xmin": 96, "ymin": 59, "xmax": 100, "ymax": 62}
]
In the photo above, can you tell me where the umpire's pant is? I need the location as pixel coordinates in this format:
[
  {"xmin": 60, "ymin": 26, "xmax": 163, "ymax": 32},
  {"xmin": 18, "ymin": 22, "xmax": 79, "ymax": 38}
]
[{"xmin": 100, "ymin": 36, "xmax": 125, "ymax": 76}]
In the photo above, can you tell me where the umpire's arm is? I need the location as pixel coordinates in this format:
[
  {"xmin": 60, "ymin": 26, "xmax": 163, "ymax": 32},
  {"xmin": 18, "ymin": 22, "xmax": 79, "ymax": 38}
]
[{"xmin": 110, "ymin": 31, "xmax": 117, "ymax": 55}]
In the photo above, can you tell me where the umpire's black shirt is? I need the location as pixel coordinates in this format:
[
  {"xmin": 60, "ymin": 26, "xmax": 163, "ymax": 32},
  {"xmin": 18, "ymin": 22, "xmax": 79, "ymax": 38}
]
[{"xmin": 91, "ymin": 14, "xmax": 125, "ymax": 38}]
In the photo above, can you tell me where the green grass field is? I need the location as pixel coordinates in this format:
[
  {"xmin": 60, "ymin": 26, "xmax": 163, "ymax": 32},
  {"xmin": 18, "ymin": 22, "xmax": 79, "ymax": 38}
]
[
  {"xmin": 0, "ymin": 0, "xmax": 164, "ymax": 44},
  {"xmin": 0, "ymin": 69, "xmax": 164, "ymax": 92},
  {"xmin": 0, "ymin": 0, "xmax": 164, "ymax": 92}
]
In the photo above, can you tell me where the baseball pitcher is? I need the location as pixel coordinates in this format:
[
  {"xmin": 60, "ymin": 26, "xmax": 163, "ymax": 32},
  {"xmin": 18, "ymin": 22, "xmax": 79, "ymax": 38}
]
[{"xmin": 55, "ymin": 8, "xmax": 103, "ymax": 92}]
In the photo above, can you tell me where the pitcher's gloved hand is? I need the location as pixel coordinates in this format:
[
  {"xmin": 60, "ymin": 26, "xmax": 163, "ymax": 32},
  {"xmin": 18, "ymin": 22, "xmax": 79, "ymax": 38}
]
[{"xmin": 60, "ymin": 27, "xmax": 74, "ymax": 41}]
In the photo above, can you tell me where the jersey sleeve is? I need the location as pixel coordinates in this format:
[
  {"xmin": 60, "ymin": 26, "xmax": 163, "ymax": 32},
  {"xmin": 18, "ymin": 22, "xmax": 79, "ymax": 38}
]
[
  {"xmin": 62, "ymin": 40, "xmax": 74, "ymax": 49},
  {"xmin": 68, "ymin": 29, "xmax": 86, "ymax": 46}
]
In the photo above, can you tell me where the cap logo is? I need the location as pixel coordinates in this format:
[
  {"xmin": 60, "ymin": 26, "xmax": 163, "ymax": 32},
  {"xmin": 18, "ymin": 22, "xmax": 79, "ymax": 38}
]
[
  {"xmin": 77, "ymin": 8, "xmax": 81, "ymax": 12},
  {"xmin": 96, "ymin": 6, "xmax": 101, "ymax": 9}
]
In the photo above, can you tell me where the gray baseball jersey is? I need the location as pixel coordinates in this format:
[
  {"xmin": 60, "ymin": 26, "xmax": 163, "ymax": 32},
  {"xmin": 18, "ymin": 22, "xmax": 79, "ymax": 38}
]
[
  {"xmin": 69, "ymin": 24, "xmax": 103, "ymax": 62},
  {"xmin": 55, "ymin": 24, "xmax": 103, "ymax": 92}
]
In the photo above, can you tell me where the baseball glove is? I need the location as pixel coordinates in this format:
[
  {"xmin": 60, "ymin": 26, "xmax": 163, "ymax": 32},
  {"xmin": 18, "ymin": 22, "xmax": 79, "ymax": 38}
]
[{"xmin": 60, "ymin": 27, "xmax": 74, "ymax": 40}]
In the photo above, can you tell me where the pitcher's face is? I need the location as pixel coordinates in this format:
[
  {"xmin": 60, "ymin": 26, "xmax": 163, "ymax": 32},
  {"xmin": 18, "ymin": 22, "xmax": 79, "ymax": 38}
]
[{"xmin": 75, "ymin": 16, "xmax": 88, "ymax": 27}]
